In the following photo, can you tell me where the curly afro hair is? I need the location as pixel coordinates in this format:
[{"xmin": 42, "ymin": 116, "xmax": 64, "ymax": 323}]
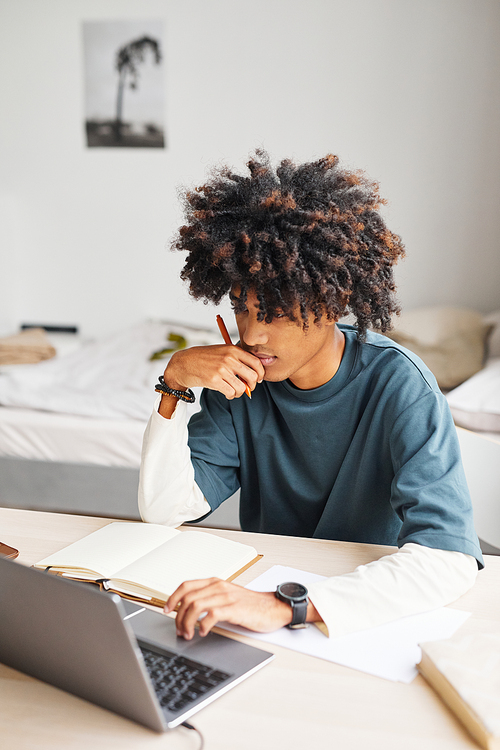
[{"xmin": 172, "ymin": 150, "xmax": 405, "ymax": 337}]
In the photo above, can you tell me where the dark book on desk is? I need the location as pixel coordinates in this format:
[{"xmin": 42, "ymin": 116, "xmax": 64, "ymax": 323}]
[
  {"xmin": 418, "ymin": 630, "xmax": 500, "ymax": 750},
  {"xmin": 34, "ymin": 522, "xmax": 261, "ymax": 607}
]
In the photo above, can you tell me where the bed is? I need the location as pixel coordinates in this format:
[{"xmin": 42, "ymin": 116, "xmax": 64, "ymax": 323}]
[{"xmin": 0, "ymin": 320, "xmax": 241, "ymax": 529}]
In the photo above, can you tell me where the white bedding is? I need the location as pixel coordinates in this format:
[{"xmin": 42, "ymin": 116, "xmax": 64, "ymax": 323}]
[
  {"xmin": 0, "ymin": 321, "xmax": 212, "ymax": 466},
  {"xmin": 0, "ymin": 321, "xmax": 215, "ymax": 421},
  {"xmin": 446, "ymin": 356, "xmax": 500, "ymax": 435}
]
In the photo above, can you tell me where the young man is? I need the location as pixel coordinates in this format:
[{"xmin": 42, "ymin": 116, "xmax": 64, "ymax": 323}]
[{"xmin": 139, "ymin": 151, "xmax": 482, "ymax": 640}]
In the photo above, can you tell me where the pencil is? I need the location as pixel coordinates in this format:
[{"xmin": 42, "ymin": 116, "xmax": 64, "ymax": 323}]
[{"xmin": 216, "ymin": 315, "xmax": 252, "ymax": 399}]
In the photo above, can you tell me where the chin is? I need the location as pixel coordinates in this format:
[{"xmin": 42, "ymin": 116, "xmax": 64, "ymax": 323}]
[{"xmin": 263, "ymin": 371, "xmax": 288, "ymax": 383}]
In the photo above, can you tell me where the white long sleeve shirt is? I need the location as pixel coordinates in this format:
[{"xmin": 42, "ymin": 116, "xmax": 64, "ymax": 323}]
[{"xmin": 139, "ymin": 397, "xmax": 478, "ymax": 638}]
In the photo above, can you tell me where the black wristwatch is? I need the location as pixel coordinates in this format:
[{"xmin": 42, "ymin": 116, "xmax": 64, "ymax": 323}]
[{"xmin": 275, "ymin": 582, "xmax": 309, "ymax": 629}]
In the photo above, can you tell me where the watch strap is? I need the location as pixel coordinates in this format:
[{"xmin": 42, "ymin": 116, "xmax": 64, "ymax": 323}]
[{"xmin": 289, "ymin": 598, "xmax": 309, "ymax": 629}]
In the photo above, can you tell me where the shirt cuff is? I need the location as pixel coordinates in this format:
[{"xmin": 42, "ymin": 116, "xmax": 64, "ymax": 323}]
[
  {"xmin": 308, "ymin": 543, "xmax": 478, "ymax": 638},
  {"xmin": 139, "ymin": 397, "xmax": 211, "ymax": 525}
]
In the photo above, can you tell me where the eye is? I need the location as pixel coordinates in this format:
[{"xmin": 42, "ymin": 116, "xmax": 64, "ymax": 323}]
[{"xmin": 230, "ymin": 299, "xmax": 246, "ymax": 314}]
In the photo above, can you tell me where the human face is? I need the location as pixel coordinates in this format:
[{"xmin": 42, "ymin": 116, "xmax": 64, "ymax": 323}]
[{"xmin": 233, "ymin": 290, "xmax": 345, "ymax": 390}]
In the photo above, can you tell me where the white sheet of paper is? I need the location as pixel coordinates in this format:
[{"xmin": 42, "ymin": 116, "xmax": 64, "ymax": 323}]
[{"xmin": 219, "ymin": 565, "xmax": 471, "ymax": 683}]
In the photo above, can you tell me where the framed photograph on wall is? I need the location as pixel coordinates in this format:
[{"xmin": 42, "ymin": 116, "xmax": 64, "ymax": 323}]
[{"xmin": 82, "ymin": 19, "xmax": 166, "ymax": 148}]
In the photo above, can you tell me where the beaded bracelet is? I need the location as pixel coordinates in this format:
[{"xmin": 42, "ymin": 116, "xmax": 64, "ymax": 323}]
[{"xmin": 155, "ymin": 375, "xmax": 196, "ymax": 403}]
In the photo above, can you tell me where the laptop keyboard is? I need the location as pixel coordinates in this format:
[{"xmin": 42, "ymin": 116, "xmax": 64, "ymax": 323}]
[{"xmin": 140, "ymin": 645, "xmax": 233, "ymax": 714}]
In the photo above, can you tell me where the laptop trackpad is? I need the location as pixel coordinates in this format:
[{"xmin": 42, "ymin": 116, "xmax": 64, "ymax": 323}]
[
  {"xmin": 128, "ymin": 606, "xmax": 200, "ymax": 652},
  {"xmin": 127, "ymin": 604, "xmax": 273, "ymax": 679},
  {"xmin": 119, "ymin": 601, "xmax": 180, "ymax": 646}
]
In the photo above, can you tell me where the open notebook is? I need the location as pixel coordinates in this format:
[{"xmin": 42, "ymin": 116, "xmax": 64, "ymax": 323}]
[{"xmin": 34, "ymin": 522, "xmax": 261, "ymax": 606}]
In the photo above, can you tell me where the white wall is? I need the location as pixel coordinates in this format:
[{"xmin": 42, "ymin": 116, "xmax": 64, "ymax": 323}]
[{"xmin": 1, "ymin": 0, "xmax": 499, "ymax": 339}]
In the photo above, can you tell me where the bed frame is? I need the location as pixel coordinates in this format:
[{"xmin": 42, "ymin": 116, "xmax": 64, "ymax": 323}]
[
  {"xmin": 0, "ymin": 455, "xmax": 241, "ymax": 529},
  {"xmin": 0, "ymin": 456, "xmax": 141, "ymax": 519}
]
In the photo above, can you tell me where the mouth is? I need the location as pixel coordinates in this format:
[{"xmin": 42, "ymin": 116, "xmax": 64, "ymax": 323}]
[{"xmin": 253, "ymin": 353, "xmax": 277, "ymax": 367}]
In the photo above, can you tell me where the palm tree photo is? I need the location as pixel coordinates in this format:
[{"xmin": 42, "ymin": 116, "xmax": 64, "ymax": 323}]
[{"xmin": 83, "ymin": 20, "xmax": 166, "ymax": 149}]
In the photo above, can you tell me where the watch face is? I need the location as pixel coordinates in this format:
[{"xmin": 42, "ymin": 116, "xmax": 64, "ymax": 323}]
[{"xmin": 278, "ymin": 582, "xmax": 308, "ymax": 600}]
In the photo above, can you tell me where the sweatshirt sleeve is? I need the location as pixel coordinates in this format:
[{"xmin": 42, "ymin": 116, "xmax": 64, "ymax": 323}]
[
  {"xmin": 138, "ymin": 396, "xmax": 211, "ymax": 526},
  {"xmin": 308, "ymin": 543, "xmax": 478, "ymax": 638}
]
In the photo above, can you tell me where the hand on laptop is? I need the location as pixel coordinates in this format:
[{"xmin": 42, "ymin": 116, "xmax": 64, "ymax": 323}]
[{"xmin": 164, "ymin": 578, "xmax": 321, "ymax": 640}]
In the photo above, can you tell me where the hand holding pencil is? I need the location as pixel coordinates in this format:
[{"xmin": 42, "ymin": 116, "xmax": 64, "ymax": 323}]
[
  {"xmin": 157, "ymin": 319, "xmax": 261, "ymax": 416},
  {"xmin": 216, "ymin": 315, "xmax": 252, "ymax": 399}
]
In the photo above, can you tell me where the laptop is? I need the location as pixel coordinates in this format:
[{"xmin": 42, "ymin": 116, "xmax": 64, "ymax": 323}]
[{"xmin": 0, "ymin": 556, "xmax": 274, "ymax": 732}]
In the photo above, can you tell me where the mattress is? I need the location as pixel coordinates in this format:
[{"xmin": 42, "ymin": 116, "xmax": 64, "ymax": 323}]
[
  {"xmin": 446, "ymin": 356, "xmax": 500, "ymax": 437},
  {"xmin": 0, "ymin": 406, "xmax": 146, "ymax": 467}
]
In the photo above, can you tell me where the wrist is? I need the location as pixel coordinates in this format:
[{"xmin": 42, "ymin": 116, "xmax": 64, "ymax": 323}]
[
  {"xmin": 161, "ymin": 371, "xmax": 187, "ymax": 394},
  {"xmin": 163, "ymin": 350, "xmax": 192, "ymax": 392},
  {"xmin": 271, "ymin": 594, "xmax": 295, "ymax": 627},
  {"xmin": 156, "ymin": 366, "xmax": 192, "ymax": 419}
]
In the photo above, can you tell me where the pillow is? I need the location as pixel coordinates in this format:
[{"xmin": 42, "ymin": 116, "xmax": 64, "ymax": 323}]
[
  {"xmin": 385, "ymin": 306, "xmax": 493, "ymax": 390},
  {"xmin": 446, "ymin": 358, "xmax": 500, "ymax": 433}
]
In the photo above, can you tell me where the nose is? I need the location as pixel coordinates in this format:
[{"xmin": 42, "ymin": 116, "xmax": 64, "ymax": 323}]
[{"xmin": 239, "ymin": 313, "xmax": 269, "ymax": 348}]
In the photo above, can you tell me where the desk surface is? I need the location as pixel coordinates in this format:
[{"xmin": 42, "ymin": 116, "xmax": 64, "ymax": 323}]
[{"xmin": 1, "ymin": 507, "xmax": 499, "ymax": 750}]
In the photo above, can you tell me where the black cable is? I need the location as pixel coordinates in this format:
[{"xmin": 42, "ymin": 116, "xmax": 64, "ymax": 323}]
[{"xmin": 181, "ymin": 720, "xmax": 205, "ymax": 749}]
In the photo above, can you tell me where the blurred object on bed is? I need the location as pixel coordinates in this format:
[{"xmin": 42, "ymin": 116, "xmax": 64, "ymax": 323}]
[
  {"xmin": 385, "ymin": 306, "xmax": 494, "ymax": 390},
  {"xmin": 0, "ymin": 328, "xmax": 56, "ymax": 365},
  {"xmin": 22, "ymin": 324, "xmax": 84, "ymax": 359},
  {"xmin": 0, "ymin": 320, "xmax": 241, "ymax": 529},
  {"xmin": 149, "ymin": 332, "xmax": 188, "ymax": 360},
  {"xmin": 456, "ymin": 427, "xmax": 500, "ymax": 554}
]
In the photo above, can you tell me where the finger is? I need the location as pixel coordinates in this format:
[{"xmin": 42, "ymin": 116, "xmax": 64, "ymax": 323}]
[
  {"xmin": 165, "ymin": 578, "xmax": 220, "ymax": 613},
  {"xmin": 220, "ymin": 371, "xmax": 248, "ymax": 400},
  {"xmin": 214, "ymin": 346, "xmax": 264, "ymax": 384},
  {"xmin": 233, "ymin": 352, "xmax": 266, "ymax": 384},
  {"xmin": 197, "ymin": 609, "xmax": 221, "ymax": 637},
  {"xmin": 205, "ymin": 362, "xmax": 250, "ymax": 400},
  {"xmin": 211, "ymin": 377, "xmax": 242, "ymax": 400},
  {"xmin": 215, "ymin": 354, "xmax": 263, "ymax": 397},
  {"xmin": 173, "ymin": 580, "xmax": 228, "ymax": 623},
  {"xmin": 198, "ymin": 357, "xmax": 245, "ymax": 399},
  {"xmin": 233, "ymin": 362, "xmax": 264, "ymax": 390},
  {"xmin": 172, "ymin": 580, "xmax": 234, "ymax": 636},
  {"xmin": 176, "ymin": 593, "xmax": 233, "ymax": 639}
]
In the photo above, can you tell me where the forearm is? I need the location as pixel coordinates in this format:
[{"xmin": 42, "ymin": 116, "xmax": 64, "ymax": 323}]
[
  {"xmin": 138, "ymin": 396, "xmax": 211, "ymax": 526},
  {"xmin": 308, "ymin": 543, "xmax": 478, "ymax": 638}
]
